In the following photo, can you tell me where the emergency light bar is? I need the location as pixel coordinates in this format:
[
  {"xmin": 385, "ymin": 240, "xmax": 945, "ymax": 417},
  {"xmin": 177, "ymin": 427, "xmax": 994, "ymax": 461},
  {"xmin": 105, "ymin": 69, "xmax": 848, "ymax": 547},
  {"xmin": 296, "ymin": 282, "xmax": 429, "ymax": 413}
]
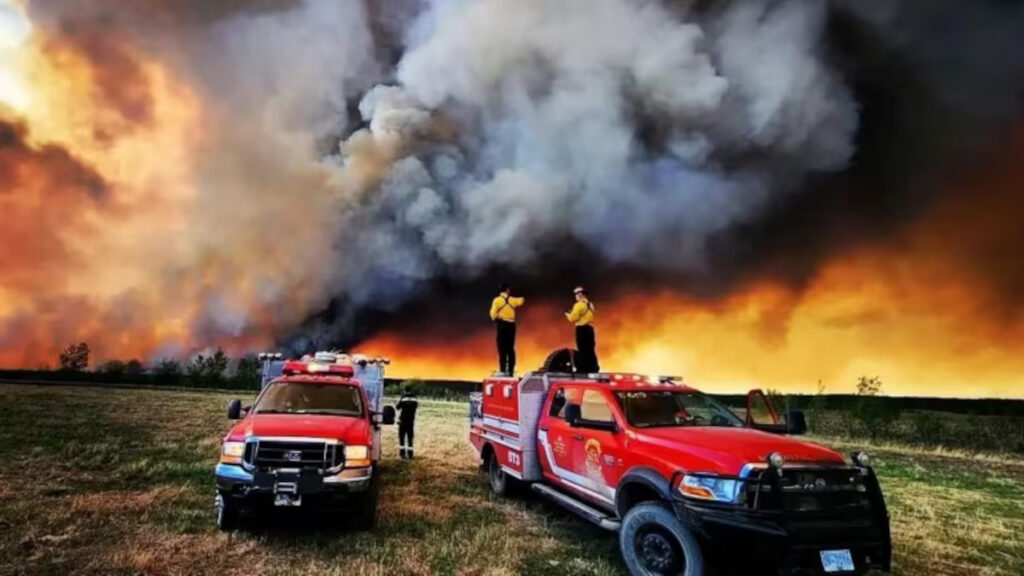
[
  {"xmin": 281, "ymin": 360, "xmax": 355, "ymax": 377},
  {"xmin": 585, "ymin": 373, "xmax": 684, "ymax": 386},
  {"xmin": 297, "ymin": 352, "xmax": 391, "ymax": 366}
]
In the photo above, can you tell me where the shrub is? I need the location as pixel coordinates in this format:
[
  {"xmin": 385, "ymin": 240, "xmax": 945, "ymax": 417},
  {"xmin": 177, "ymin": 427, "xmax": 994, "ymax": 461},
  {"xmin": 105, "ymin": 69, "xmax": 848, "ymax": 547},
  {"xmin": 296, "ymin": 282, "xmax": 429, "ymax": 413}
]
[
  {"xmin": 910, "ymin": 411, "xmax": 945, "ymax": 444},
  {"xmin": 98, "ymin": 360, "xmax": 126, "ymax": 378}
]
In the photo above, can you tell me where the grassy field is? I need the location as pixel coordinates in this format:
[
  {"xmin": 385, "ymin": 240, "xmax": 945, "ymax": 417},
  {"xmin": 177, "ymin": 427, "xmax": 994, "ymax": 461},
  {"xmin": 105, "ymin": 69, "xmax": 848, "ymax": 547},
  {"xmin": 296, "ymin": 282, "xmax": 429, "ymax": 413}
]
[{"xmin": 1, "ymin": 384, "xmax": 1022, "ymax": 576}]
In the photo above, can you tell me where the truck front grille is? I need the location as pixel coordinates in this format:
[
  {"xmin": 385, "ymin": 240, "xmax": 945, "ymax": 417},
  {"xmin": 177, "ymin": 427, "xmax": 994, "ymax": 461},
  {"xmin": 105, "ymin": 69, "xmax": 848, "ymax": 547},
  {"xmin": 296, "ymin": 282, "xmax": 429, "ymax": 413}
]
[
  {"xmin": 745, "ymin": 467, "xmax": 871, "ymax": 514},
  {"xmin": 243, "ymin": 439, "xmax": 342, "ymax": 470}
]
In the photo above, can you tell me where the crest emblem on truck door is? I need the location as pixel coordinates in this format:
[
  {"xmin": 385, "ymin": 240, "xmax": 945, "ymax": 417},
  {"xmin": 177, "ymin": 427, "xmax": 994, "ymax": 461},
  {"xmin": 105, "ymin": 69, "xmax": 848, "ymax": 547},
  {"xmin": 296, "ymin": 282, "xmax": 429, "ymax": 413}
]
[{"xmin": 584, "ymin": 439, "xmax": 602, "ymax": 467}]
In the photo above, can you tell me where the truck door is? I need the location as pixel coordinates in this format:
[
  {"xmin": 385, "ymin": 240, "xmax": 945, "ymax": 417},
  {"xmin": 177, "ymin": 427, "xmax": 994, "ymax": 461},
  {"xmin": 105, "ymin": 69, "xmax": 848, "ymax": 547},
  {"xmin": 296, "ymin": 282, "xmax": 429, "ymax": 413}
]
[
  {"xmin": 538, "ymin": 386, "xmax": 582, "ymax": 490},
  {"xmin": 745, "ymin": 389, "xmax": 808, "ymax": 434},
  {"xmin": 567, "ymin": 388, "xmax": 622, "ymax": 506},
  {"xmin": 746, "ymin": 388, "xmax": 780, "ymax": 427}
]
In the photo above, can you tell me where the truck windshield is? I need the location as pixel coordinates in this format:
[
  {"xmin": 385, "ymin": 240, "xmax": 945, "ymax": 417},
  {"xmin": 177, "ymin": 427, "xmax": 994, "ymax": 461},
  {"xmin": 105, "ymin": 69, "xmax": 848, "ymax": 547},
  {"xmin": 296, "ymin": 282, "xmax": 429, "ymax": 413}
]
[
  {"xmin": 614, "ymin": 390, "xmax": 743, "ymax": 428},
  {"xmin": 253, "ymin": 381, "xmax": 363, "ymax": 416}
]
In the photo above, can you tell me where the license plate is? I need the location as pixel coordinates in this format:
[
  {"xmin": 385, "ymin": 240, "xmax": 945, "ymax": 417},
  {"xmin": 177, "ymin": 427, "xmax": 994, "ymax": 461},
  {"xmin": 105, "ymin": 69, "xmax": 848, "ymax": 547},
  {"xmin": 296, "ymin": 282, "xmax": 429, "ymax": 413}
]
[
  {"xmin": 820, "ymin": 549, "xmax": 855, "ymax": 573},
  {"xmin": 274, "ymin": 494, "xmax": 302, "ymax": 507}
]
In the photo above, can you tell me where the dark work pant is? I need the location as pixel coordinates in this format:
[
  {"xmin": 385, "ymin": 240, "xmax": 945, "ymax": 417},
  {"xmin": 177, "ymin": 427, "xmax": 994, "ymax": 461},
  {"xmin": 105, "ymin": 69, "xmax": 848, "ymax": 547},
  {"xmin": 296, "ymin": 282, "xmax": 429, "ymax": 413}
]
[
  {"xmin": 399, "ymin": 421, "xmax": 415, "ymax": 458},
  {"xmin": 495, "ymin": 320, "xmax": 516, "ymax": 375},
  {"xmin": 575, "ymin": 324, "xmax": 599, "ymax": 373}
]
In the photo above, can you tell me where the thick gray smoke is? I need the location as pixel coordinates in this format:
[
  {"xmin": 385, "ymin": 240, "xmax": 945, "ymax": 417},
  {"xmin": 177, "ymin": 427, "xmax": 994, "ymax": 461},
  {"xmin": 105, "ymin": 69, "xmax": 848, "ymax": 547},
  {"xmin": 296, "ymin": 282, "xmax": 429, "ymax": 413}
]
[
  {"xmin": 193, "ymin": 0, "xmax": 859, "ymax": 347},
  {"xmin": 316, "ymin": 0, "xmax": 856, "ymax": 318},
  {"xmin": 19, "ymin": 0, "xmax": 859, "ymax": 353}
]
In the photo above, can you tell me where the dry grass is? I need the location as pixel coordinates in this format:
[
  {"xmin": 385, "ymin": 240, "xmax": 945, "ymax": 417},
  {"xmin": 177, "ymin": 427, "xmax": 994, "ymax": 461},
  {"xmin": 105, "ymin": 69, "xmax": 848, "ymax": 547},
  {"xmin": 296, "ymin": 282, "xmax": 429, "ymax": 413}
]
[{"xmin": 1, "ymin": 384, "xmax": 1022, "ymax": 575}]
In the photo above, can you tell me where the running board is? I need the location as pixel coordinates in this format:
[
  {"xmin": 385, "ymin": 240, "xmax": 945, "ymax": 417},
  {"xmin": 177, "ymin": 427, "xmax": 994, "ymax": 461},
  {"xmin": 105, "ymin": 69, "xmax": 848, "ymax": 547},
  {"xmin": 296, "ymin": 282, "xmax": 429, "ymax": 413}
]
[{"xmin": 531, "ymin": 483, "xmax": 621, "ymax": 531}]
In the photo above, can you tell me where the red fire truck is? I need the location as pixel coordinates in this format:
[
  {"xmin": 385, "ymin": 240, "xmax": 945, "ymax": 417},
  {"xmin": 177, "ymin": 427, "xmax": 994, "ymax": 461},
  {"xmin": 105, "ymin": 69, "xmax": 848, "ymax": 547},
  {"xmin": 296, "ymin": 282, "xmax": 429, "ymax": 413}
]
[
  {"xmin": 215, "ymin": 352, "xmax": 395, "ymax": 531},
  {"xmin": 468, "ymin": 350, "xmax": 891, "ymax": 575}
]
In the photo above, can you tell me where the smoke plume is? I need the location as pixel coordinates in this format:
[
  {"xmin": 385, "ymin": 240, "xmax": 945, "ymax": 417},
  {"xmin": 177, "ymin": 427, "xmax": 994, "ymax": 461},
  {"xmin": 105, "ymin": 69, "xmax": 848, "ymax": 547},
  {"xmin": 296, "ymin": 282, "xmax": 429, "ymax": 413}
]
[{"xmin": 2, "ymin": 0, "xmax": 1023, "ymax": 393}]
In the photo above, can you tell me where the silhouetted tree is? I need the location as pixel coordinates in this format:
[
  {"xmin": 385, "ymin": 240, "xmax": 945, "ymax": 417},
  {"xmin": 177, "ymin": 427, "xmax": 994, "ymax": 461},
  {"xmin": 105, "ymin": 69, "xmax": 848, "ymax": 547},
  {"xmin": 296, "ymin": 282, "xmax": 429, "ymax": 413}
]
[
  {"xmin": 853, "ymin": 376, "xmax": 901, "ymax": 441},
  {"xmin": 232, "ymin": 357, "xmax": 261, "ymax": 389},
  {"xmin": 125, "ymin": 359, "xmax": 144, "ymax": 376},
  {"xmin": 153, "ymin": 359, "xmax": 183, "ymax": 384},
  {"xmin": 58, "ymin": 342, "xmax": 90, "ymax": 371},
  {"xmin": 187, "ymin": 348, "xmax": 230, "ymax": 387}
]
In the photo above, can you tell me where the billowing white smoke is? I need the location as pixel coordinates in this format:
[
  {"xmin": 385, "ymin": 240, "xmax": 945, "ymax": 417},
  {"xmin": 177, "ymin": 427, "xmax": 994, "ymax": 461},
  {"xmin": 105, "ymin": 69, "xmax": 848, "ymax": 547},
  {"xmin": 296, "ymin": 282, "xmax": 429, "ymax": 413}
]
[{"xmin": 311, "ymin": 0, "xmax": 856, "ymax": 320}]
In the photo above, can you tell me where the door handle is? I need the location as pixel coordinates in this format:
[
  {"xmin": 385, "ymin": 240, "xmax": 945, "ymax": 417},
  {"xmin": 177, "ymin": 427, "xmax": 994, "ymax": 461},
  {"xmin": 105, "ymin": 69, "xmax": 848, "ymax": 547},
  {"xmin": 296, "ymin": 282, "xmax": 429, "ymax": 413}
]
[{"xmin": 572, "ymin": 434, "xmax": 584, "ymax": 441}]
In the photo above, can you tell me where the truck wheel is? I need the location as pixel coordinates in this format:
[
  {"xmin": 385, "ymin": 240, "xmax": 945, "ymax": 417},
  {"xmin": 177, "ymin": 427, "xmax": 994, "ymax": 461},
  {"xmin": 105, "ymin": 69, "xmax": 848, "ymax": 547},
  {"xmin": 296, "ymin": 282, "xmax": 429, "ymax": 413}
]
[
  {"xmin": 619, "ymin": 502, "xmax": 704, "ymax": 576},
  {"xmin": 488, "ymin": 453, "xmax": 511, "ymax": 496},
  {"xmin": 215, "ymin": 492, "xmax": 240, "ymax": 532},
  {"xmin": 352, "ymin": 471, "xmax": 380, "ymax": 530}
]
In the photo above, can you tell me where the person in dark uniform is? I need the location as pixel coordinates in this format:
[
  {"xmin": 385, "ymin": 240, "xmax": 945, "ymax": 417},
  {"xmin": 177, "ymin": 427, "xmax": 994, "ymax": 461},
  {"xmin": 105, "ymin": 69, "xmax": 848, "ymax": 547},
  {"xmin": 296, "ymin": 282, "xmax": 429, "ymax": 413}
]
[
  {"xmin": 565, "ymin": 286, "xmax": 599, "ymax": 373},
  {"xmin": 489, "ymin": 284, "xmax": 525, "ymax": 376},
  {"xmin": 396, "ymin": 386, "xmax": 419, "ymax": 459}
]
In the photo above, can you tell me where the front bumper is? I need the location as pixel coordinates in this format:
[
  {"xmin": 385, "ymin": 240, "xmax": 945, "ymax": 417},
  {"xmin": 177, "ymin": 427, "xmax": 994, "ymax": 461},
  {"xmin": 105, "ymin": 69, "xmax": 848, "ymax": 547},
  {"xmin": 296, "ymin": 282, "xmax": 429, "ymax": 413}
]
[
  {"xmin": 676, "ymin": 500, "xmax": 890, "ymax": 574},
  {"xmin": 215, "ymin": 463, "xmax": 374, "ymax": 503},
  {"xmin": 672, "ymin": 466, "xmax": 892, "ymax": 575}
]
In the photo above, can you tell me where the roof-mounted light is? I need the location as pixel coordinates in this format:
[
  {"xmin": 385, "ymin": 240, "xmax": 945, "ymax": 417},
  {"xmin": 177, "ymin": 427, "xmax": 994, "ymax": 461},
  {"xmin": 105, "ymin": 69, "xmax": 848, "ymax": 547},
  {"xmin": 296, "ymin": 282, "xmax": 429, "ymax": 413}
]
[
  {"xmin": 313, "ymin": 351, "xmax": 338, "ymax": 363},
  {"xmin": 282, "ymin": 360, "xmax": 354, "ymax": 377}
]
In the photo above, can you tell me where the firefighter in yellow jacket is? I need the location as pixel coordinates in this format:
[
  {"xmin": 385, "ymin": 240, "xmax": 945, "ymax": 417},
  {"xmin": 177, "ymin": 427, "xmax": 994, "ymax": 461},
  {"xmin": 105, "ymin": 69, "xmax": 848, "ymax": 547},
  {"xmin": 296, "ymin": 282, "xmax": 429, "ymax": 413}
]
[
  {"xmin": 565, "ymin": 286, "xmax": 599, "ymax": 373},
  {"xmin": 490, "ymin": 284, "xmax": 524, "ymax": 375}
]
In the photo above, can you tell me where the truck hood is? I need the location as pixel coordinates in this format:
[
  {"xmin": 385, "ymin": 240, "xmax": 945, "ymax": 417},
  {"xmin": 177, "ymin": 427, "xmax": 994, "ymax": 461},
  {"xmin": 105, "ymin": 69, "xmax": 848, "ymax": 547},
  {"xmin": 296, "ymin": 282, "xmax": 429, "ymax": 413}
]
[
  {"xmin": 635, "ymin": 427, "xmax": 846, "ymax": 475},
  {"xmin": 228, "ymin": 414, "xmax": 371, "ymax": 443}
]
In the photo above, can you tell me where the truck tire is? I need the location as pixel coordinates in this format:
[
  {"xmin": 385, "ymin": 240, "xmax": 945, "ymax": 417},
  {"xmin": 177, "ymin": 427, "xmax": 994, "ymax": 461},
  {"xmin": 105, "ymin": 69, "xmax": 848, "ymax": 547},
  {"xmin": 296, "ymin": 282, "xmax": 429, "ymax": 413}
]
[
  {"xmin": 215, "ymin": 492, "xmax": 240, "ymax": 532},
  {"xmin": 488, "ymin": 452, "xmax": 513, "ymax": 497},
  {"xmin": 619, "ymin": 502, "xmax": 704, "ymax": 576},
  {"xmin": 352, "ymin": 470, "xmax": 380, "ymax": 530}
]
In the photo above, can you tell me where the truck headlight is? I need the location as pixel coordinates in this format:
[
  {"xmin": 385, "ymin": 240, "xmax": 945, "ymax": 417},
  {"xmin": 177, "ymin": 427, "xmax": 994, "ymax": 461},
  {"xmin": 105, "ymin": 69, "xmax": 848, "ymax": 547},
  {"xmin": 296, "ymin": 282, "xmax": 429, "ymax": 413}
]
[
  {"xmin": 220, "ymin": 441, "xmax": 245, "ymax": 465},
  {"xmin": 345, "ymin": 445, "xmax": 371, "ymax": 468},
  {"xmin": 678, "ymin": 474, "xmax": 743, "ymax": 504}
]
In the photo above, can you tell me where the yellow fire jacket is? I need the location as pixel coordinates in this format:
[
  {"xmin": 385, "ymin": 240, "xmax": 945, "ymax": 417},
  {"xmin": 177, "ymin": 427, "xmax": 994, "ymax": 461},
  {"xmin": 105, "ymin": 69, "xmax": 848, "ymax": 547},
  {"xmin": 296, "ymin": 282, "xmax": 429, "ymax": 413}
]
[
  {"xmin": 490, "ymin": 295, "xmax": 525, "ymax": 322},
  {"xmin": 566, "ymin": 299, "xmax": 595, "ymax": 326}
]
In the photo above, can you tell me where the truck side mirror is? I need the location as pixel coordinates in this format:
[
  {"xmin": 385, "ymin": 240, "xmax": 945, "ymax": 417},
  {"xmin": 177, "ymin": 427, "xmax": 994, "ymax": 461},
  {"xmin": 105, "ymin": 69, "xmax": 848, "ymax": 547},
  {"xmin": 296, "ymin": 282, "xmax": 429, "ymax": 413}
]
[
  {"xmin": 227, "ymin": 399, "xmax": 242, "ymax": 420},
  {"xmin": 564, "ymin": 404, "xmax": 581, "ymax": 426},
  {"xmin": 786, "ymin": 410, "xmax": 808, "ymax": 435},
  {"xmin": 381, "ymin": 405, "xmax": 396, "ymax": 426}
]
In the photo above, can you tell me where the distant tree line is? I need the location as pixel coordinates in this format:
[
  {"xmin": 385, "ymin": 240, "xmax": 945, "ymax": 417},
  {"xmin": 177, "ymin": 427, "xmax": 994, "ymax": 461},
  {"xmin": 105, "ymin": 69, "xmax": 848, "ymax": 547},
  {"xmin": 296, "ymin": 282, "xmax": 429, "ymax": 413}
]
[{"xmin": 47, "ymin": 341, "xmax": 263, "ymax": 390}]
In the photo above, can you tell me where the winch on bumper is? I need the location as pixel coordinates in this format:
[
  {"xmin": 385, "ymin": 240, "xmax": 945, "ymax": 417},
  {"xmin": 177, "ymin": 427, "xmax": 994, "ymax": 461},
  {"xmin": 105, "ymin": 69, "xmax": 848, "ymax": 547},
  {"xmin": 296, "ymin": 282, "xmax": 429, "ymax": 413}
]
[
  {"xmin": 216, "ymin": 436, "xmax": 374, "ymax": 507},
  {"xmin": 671, "ymin": 462, "xmax": 892, "ymax": 574},
  {"xmin": 215, "ymin": 462, "xmax": 374, "ymax": 501}
]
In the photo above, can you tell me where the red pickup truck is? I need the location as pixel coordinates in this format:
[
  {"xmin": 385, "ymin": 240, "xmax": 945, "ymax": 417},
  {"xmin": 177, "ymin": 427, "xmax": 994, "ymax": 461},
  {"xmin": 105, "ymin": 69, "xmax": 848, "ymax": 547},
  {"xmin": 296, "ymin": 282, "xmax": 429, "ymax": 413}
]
[
  {"xmin": 468, "ymin": 351, "xmax": 891, "ymax": 575},
  {"xmin": 215, "ymin": 353, "xmax": 395, "ymax": 531}
]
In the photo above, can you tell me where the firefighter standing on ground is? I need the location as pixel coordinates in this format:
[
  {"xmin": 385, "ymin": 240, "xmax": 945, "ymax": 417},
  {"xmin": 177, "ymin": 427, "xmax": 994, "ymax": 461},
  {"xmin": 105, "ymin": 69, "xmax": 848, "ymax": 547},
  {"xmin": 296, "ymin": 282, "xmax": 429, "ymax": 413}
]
[
  {"xmin": 396, "ymin": 387, "xmax": 418, "ymax": 459},
  {"xmin": 490, "ymin": 284, "xmax": 524, "ymax": 376},
  {"xmin": 566, "ymin": 287, "xmax": 599, "ymax": 373}
]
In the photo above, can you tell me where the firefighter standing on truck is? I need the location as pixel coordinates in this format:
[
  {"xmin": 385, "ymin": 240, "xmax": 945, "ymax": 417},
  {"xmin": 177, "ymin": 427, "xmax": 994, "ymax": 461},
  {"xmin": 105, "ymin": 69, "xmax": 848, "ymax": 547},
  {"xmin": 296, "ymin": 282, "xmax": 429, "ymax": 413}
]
[
  {"xmin": 490, "ymin": 284, "xmax": 524, "ymax": 376},
  {"xmin": 566, "ymin": 286, "xmax": 599, "ymax": 373},
  {"xmin": 396, "ymin": 386, "xmax": 418, "ymax": 460}
]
